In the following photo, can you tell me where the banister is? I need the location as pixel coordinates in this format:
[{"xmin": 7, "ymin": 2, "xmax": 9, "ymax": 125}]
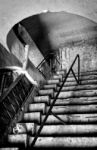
[
  {"xmin": 36, "ymin": 54, "xmax": 49, "ymax": 69},
  {"xmin": 36, "ymin": 53, "xmax": 62, "ymax": 78},
  {"xmin": 31, "ymin": 54, "xmax": 80, "ymax": 147}
]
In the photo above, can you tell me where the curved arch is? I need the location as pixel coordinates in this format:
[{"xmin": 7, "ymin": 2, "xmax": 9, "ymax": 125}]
[{"xmin": 0, "ymin": 0, "xmax": 96, "ymax": 50}]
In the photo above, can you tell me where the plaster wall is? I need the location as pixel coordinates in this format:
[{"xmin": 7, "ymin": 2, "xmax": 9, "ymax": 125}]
[
  {"xmin": 60, "ymin": 38, "xmax": 97, "ymax": 73},
  {"xmin": 7, "ymin": 28, "xmax": 47, "ymax": 83}
]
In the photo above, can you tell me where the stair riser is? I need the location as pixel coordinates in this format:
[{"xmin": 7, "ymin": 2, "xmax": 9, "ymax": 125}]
[
  {"xmin": 34, "ymin": 96, "xmax": 50, "ymax": 104},
  {"xmin": 47, "ymin": 80, "xmax": 59, "ymax": 84},
  {"xmin": 59, "ymin": 79, "xmax": 97, "ymax": 86},
  {"xmin": 42, "ymin": 114, "xmax": 97, "ymax": 124},
  {"xmin": 38, "ymin": 89, "xmax": 54, "ymax": 97},
  {"xmin": 56, "ymin": 90, "xmax": 97, "ymax": 98},
  {"xmin": 8, "ymin": 134, "xmax": 27, "ymax": 147},
  {"xmin": 29, "ymin": 137, "xmax": 97, "ymax": 147},
  {"xmin": 28, "ymin": 103, "xmax": 46, "ymax": 114},
  {"xmin": 50, "ymin": 98, "xmax": 97, "ymax": 105},
  {"xmin": 36, "ymin": 125, "xmax": 97, "ymax": 135},
  {"xmin": 43, "ymin": 84, "xmax": 57, "ymax": 90},
  {"xmin": 57, "ymin": 84, "xmax": 97, "ymax": 92},
  {"xmin": 66, "ymin": 74, "xmax": 97, "ymax": 81},
  {"xmin": 47, "ymin": 105, "xmax": 97, "ymax": 114},
  {"xmin": 23, "ymin": 112, "xmax": 41, "ymax": 123}
]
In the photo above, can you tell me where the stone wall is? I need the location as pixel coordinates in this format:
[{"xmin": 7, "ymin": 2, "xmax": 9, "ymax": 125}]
[
  {"xmin": 0, "ymin": 43, "xmax": 22, "ymax": 67},
  {"xmin": 59, "ymin": 38, "xmax": 97, "ymax": 73},
  {"xmin": 7, "ymin": 26, "xmax": 50, "ymax": 83}
]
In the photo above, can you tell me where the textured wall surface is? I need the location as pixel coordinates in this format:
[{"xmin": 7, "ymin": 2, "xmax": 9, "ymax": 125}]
[
  {"xmin": 60, "ymin": 38, "xmax": 97, "ymax": 72},
  {"xmin": 0, "ymin": 43, "xmax": 22, "ymax": 67},
  {"xmin": 1, "ymin": 0, "xmax": 97, "ymax": 49}
]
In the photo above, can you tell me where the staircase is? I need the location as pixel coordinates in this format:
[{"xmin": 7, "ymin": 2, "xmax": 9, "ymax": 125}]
[{"xmin": 1, "ymin": 68, "xmax": 97, "ymax": 149}]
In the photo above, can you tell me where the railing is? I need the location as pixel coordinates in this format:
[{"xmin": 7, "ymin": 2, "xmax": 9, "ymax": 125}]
[
  {"xmin": 31, "ymin": 54, "xmax": 80, "ymax": 147},
  {"xmin": 36, "ymin": 53, "xmax": 61, "ymax": 79},
  {"xmin": 0, "ymin": 68, "xmax": 35, "ymax": 138},
  {"xmin": 0, "ymin": 68, "xmax": 13, "ymax": 96}
]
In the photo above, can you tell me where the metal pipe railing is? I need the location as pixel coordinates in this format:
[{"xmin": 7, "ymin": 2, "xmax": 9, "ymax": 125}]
[
  {"xmin": 36, "ymin": 53, "xmax": 62, "ymax": 79},
  {"xmin": 31, "ymin": 54, "xmax": 80, "ymax": 147}
]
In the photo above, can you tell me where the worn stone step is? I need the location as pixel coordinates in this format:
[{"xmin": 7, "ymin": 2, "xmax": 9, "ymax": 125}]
[
  {"xmin": 38, "ymin": 89, "xmax": 54, "ymax": 97},
  {"xmin": 67, "ymin": 74, "xmax": 97, "ymax": 82},
  {"xmin": 0, "ymin": 148, "xmax": 19, "ymax": 150},
  {"xmin": 60, "ymin": 79, "xmax": 97, "ymax": 86},
  {"xmin": 43, "ymin": 84, "xmax": 57, "ymax": 90},
  {"xmin": 12, "ymin": 123, "xmax": 35, "ymax": 135},
  {"xmin": 23, "ymin": 112, "xmax": 41, "ymax": 123},
  {"xmin": 36, "ymin": 124, "xmax": 97, "ymax": 135},
  {"xmin": 29, "ymin": 137, "xmax": 97, "ymax": 147},
  {"xmin": 50, "ymin": 97, "xmax": 97, "ymax": 105},
  {"xmin": 7, "ymin": 134, "xmax": 27, "ymax": 147},
  {"xmin": 70, "ymin": 70, "xmax": 97, "ymax": 75},
  {"xmin": 34, "ymin": 96, "xmax": 50, "ymax": 104},
  {"xmin": 53, "ymin": 74, "xmax": 63, "ymax": 80},
  {"xmin": 55, "ymin": 89, "xmax": 97, "ymax": 99},
  {"xmin": 47, "ymin": 79, "xmax": 60, "ymax": 84},
  {"xmin": 57, "ymin": 84, "xmax": 97, "ymax": 92},
  {"xmin": 47, "ymin": 104, "xmax": 97, "ymax": 114},
  {"xmin": 56, "ymin": 70, "xmax": 66, "ymax": 75},
  {"xmin": 42, "ymin": 113, "xmax": 97, "ymax": 124},
  {"xmin": 28, "ymin": 103, "xmax": 46, "ymax": 114}
]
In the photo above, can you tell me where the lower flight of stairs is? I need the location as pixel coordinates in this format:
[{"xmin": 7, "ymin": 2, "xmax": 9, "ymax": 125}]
[{"xmin": 1, "ymin": 69, "xmax": 97, "ymax": 149}]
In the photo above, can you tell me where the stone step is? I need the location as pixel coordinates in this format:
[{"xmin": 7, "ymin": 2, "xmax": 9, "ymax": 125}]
[
  {"xmin": 23, "ymin": 112, "xmax": 41, "ymax": 123},
  {"xmin": 67, "ymin": 74, "xmax": 97, "ymax": 82},
  {"xmin": 50, "ymin": 97, "xmax": 97, "ymax": 105},
  {"xmin": 0, "ymin": 148, "xmax": 19, "ymax": 150},
  {"xmin": 56, "ymin": 89, "xmax": 97, "ymax": 99},
  {"xmin": 57, "ymin": 84, "xmax": 97, "ymax": 92},
  {"xmin": 60, "ymin": 79, "xmax": 97, "ymax": 86},
  {"xmin": 7, "ymin": 135, "xmax": 97, "ymax": 148},
  {"xmin": 34, "ymin": 96, "xmax": 50, "ymax": 104},
  {"xmin": 42, "ymin": 113, "xmax": 97, "ymax": 124},
  {"xmin": 43, "ymin": 84, "xmax": 57, "ymax": 90},
  {"xmin": 56, "ymin": 70, "xmax": 66, "ymax": 75},
  {"xmin": 69, "ymin": 70, "xmax": 97, "ymax": 77},
  {"xmin": 47, "ymin": 104, "xmax": 97, "ymax": 114},
  {"xmin": 7, "ymin": 134, "xmax": 27, "ymax": 147},
  {"xmin": 12, "ymin": 123, "xmax": 35, "ymax": 135},
  {"xmin": 53, "ymin": 74, "xmax": 63, "ymax": 80},
  {"xmin": 28, "ymin": 103, "xmax": 46, "ymax": 114},
  {"xmin": 47, "ymin": 79, "xmax": 60, "ymax": 84},
  {"xmin": 38, "ymin": 89, "xmax": 54, "ymax": 97},
  {"xmin": 36, "ymin": 124, "xmax": 97, "ymax": 135},
  {"xmin": 29, "ymin": 137, "xmax": 97, "ymax": 147}
]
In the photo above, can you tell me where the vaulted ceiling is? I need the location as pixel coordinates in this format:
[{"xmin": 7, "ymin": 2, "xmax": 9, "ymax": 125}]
[
  {"xmin": 21, "ymin": 11, "xmax": 97, "ymax": 53},
  {"xmin": 1, "ymin": 0, "xmax": 97, "ymax": 51}
]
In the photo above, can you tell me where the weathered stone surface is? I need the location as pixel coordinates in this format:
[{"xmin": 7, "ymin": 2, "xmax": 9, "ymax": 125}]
[
  {"xmin": 28, "ymin": 103, "xmax": 46, "ymax": 113},
  {"xmin": 29, "ymin": 137, "xmax": 97, "ymax": 147}
]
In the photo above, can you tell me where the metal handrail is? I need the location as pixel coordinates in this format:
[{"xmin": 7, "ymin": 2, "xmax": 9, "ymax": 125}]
[
  {"xmin": 31, "ymin": 54, "xmax": 80, "ymax": 147},
  {"xmin": 36, "ymin": 53, "xmax": 61, "ymax": 78},
  {"xmin": 36, "ymin": 54, "xmax": 49, "ymax": 69}
]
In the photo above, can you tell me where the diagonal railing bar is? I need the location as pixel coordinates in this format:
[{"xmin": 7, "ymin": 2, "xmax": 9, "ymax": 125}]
[
  {"xmin": 36, "ymin": 53, "xmax": 62, "ymax": 79},
  {"xmin": 36, "ymin": 54, "xmax": 49, "ymax": 69},
  {"xmin": 50, "ymin": 111, "xmax": 66, "ymax": 125},
  {"xmin": 71, "ymin": 68, "xmax": 79, "ymax": 84},
  {"xmin": 78, "ymin": 55, "xmax": 80, "ymax": 84},
  {"xmin": 31, "ymin": 54, "xmax": 80, "ymax": 147},
  {"xmin": 55, "ymin": 57, "xmax": 61, "ymax": 65}
]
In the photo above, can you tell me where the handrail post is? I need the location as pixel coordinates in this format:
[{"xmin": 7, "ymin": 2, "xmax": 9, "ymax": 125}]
[{"xmin": 78, "ymin": 55, "xmax": 80, "ymax": 84}]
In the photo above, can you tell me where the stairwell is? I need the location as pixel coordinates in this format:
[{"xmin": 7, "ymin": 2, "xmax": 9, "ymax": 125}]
[{"xmin": 1, "ymin": 67, "xmax": 97, "ymax": 149}]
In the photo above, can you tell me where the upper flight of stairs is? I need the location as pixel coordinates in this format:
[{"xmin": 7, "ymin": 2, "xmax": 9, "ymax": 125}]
[{"xmin": 1, "ymin": 69, "xmax": 97, "ymax": 149}]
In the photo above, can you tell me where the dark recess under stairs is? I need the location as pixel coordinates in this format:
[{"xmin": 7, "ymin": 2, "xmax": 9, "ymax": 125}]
[{"xmin": 1, "ymin": 69, "xmax": 97, "ymax": 149}]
